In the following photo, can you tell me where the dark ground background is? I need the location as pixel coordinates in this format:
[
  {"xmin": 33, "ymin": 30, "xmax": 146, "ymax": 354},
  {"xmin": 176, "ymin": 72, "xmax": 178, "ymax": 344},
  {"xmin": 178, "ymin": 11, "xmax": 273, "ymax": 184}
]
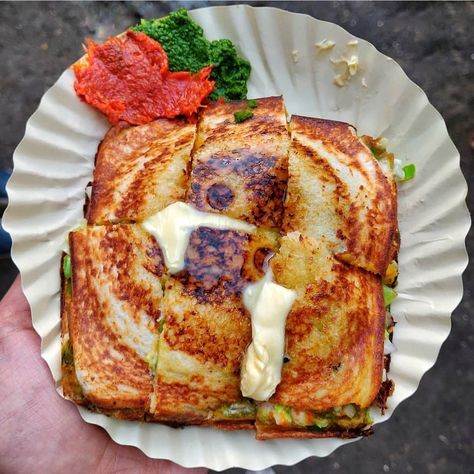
[{"xmin": 0, "ymin": 2, "xmax": 472, "ymax": 473}]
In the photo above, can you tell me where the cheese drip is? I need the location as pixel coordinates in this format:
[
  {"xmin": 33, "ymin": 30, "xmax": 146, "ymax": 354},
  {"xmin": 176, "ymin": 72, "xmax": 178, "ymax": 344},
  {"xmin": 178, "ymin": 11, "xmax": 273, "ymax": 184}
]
[
  {"xmin": 142, "ymin": 202, "xmax": 255, "ymax": 273},
  {"xmin": 241, "ymin": 271, "xmax": 296, "ymax": 401}
]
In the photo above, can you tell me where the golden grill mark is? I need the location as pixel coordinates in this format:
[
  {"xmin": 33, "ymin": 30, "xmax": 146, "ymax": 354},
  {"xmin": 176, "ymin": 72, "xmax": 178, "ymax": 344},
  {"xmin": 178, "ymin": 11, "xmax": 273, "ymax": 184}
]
[
  {"xmin": 162, "ymin": 298, "xmax": 251, "ymax": 370},
  {"xmin": 115, "ymin": 146, "xmax": 175, "ymax": 220}
]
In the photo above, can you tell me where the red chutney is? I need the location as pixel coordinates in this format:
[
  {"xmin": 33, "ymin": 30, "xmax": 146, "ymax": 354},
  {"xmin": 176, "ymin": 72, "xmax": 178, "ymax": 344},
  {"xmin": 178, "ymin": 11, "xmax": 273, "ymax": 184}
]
[{"xmin": 73, "ymin": 31, "xmax": 214, "ymax": 125}]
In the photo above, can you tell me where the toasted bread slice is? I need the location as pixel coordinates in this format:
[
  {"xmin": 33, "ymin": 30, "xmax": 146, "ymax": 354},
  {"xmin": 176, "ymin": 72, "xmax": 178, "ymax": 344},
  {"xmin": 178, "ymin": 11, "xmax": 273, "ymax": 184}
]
[
  {"xmin": 284, "ymin": 116, "xmax": 397, "ymax": 275},
  {"xmin": 60, "ymin": 261, "xmax": 87, "ymax": 407},
  {"xmin": 269, "ymin": 232, "xmax": 385, "ymax": 410},
  {"xmin": 65, "ymin": 225, "xmax": 164, "ymax": 415},
  {"xmin": 187, "ymin": 97, "xmax": 289, "ymax": 228},
  {"xmin": 88, "ymin": 119, "xmax": 196, "ymax": 224},
  {"xmin": 151, "ymin": 227, "xmax": 279, "ymax": 426},
  {"xmin": 361, "ymin": 134, "xmax": 400, "ymax": 268},
  {"xmin": 255, "ymin": 424, "xmax": 371, "ymax": 440},
  {"xmin": 254, "ymin": 232, "xmax": 384, "ymax": 437},
  {"xmin": 62, "ymin": 260, "xmax": 145, "ymax": 420}
]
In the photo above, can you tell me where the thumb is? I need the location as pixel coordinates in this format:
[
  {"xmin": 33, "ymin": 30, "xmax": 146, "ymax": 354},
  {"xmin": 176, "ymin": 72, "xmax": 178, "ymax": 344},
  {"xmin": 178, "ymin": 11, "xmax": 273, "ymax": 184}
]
[
  {"xmin": 155, "ymin": 460, "xmax": 207, "ymax": 474},
  {"xmin": 0, "ymin": 275, "xmax": 32, "ymax": 333}
]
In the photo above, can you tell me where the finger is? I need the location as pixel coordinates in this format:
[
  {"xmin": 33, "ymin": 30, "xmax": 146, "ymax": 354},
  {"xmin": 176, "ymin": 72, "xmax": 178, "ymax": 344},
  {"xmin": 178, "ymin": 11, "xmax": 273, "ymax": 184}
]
[
  {"xmin": 99, "ymin": 439, "xmax": 208, "ymax": 474},
  {"xmin": 159, "ymin": 460, "xmax": 207, "ymax": 474},
  {"xmin": 0, "ymin": 275, "xmax": 32, "ymax": 332}
]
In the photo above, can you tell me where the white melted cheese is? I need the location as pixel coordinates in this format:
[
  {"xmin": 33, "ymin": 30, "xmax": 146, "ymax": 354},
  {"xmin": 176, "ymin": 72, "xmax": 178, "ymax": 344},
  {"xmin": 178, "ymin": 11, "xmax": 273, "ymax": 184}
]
[
  {"xmin": 240, "ymin": 271, "xmax": 296, "ymax": 401},
  {"xmin": 142, "ymin": 202, "xmax": 255, "ymax": 274}
]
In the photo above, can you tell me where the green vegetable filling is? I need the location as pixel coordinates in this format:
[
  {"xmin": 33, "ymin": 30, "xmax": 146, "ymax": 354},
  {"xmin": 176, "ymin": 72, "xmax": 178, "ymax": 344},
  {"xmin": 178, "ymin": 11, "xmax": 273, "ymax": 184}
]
[
  {"xmin": 63, "ymin": 254, "xmax": 72, "ymax": 280},
  {"xmin": 273, "ymin": 404, "xmax": 293, "ymax": 425},
  {"xmin": 216, "ymin": 401, "xmax": 257, "ymax": 419},
  {"xmin": 145, "ymin": 336, "xmax": 160, "ymax": 374},
  {"xmin": 247, "ymin": 99, "xmax": 258, "ymax": 108},
  {"xmin": 369, "ymin": 147, "xmax": 381, "ymax": 160},
  {"xmin": 133, "ymin": 8, "xmax": 251, "ymax": 100},
  {"xmin": 306, "ymin": 419, "xmax": 331, "ymax": 430},
  {"xmin": 257, "ymin": 403, "xmax": 372, "ymax": 431},
  {"xmin": 402, "ymin": 163, "xmax": 416, "ymax": 181},
  {"xmin": 383, "ymin": 284, "xmax": 397, "ymax": 307},
  {"xmin": 61, "ymin": 341, "xmax": 74, "ymax": 366},
  {"xmin": 158, "ymin": 317, "xmax": 165, "ymax": 333},
  {"xmin": 234, "ymin": 109, "xmax": 254, "ymax": 123}
]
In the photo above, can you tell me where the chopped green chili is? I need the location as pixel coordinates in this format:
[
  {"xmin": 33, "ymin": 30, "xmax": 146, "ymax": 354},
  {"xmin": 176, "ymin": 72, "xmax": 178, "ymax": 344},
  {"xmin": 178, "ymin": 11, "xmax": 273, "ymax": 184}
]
[
  {"xmin": 61, "ymin": 342, "xmax": 74, "ymax": 366},
  {"xmin": 247, "ymin": 99, "xmax": 258, "ymax": 108},
  {"xmin": 63, "ymin": 255, "xmax": 72, "ymax": 280},
  {"xmin": 383, "ymin": 284, "xmax": 397, "ymax": 307},
  {"xmin": 402, "ymin": 163, "xmax": 416, "ymax": 181}
]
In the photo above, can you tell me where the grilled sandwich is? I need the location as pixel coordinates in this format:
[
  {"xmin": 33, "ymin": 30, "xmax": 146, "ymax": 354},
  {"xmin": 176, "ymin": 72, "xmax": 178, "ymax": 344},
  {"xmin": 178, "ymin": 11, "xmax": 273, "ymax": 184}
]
[
  {"xmin": 61, "ymin": 96, "xmax": 398, "ymax": 439},
  {"xmin": 187, "ymin": 97, "xmax": 289, "ymax": 228},
  {"xmin": 255, "ymin": 232, "xmax": 385, "ymax": 439},
  {"xmin": 88, "ymin": 119, "xmax": 196, "ymax": 224},
  {"xmin": 284, "ymin": 116, "xmax": 397, "ymax": 275},
  {"xmin": 151, "ymin": 227, "xmax": 279, "ymax": 427},
  {"xmin": 61, "ymin": 224, "xmax": 163, "ymax": 419}
]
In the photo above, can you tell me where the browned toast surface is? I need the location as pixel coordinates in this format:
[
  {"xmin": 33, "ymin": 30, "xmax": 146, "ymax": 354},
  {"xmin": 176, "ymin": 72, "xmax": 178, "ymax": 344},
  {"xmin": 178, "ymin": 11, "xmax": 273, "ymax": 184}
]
[
  {"xmin": 187, "ymin": 97, "xmax": 289, "ymax": 227},
  {"xmin": 151, "ymin": 227, "xmax": 279, "ymax": 424},
  {"xmin": 67, "ymin": 225, "xmax": 163, "ymax": 412},
  {"xmin": 269, "ymin": 233, "xmax": 385, "ymax": 412},
  {"xmin": 284, "ymin": 116, "xmax": 397, "ymax": 275},
  {"xmin": 88, "ymin": 119, "xmax": 196, "ymax": 224},
  {"xmin": 62, "ymin": 98, "xmax": 397, "ymax": 438}
]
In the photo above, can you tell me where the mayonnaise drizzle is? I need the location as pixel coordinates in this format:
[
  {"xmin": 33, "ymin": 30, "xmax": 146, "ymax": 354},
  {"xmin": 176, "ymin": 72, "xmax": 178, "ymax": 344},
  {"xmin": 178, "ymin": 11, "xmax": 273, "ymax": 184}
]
[
  {"xmin": 240, "ymin": 270, "xmax": 296, "ymax": 401},
  {"xmin": 142, "ymin": 202, "xmax": 255, "ymax": 274}
]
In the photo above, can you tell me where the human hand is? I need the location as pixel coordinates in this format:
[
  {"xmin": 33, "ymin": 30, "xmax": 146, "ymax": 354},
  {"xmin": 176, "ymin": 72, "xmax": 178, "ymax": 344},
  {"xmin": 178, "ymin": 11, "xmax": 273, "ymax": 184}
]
[{"xmin": 0, "ymin": 276, "xmax": 208, "ymax": 474}]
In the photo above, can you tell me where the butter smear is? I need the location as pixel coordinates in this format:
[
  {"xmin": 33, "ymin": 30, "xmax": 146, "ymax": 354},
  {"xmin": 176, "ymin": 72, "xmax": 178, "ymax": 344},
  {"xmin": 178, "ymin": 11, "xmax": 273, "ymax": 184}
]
[
  {"xmin": 291, "ymin": 49, "xmax": 299, "ymax": 64},
  {"xmin": 240, "ymin": 270, "xmax": 296, "ymax": 401},
  {"xmin": 331, "ymin": 40, "xmax": 360, "ymax": 87},
  {"xmin": 142, "ymin": 202, "xmax": 255, "ymax": 273},
  {"xmin": 315, "ymin": 39, "xmax": 336, "ymax": 52}
]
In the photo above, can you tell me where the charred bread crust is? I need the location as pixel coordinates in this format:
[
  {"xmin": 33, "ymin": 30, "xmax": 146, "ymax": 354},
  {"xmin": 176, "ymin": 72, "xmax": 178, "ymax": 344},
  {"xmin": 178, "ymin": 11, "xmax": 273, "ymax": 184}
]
[
  {"xmin": 256, "ymin": 423, "xmax": 374, "ymax": 440},
  {"xmin": 375, "ymin": 379, "xmax": 395, "ymax": 415},
  {"xmin": 60, "ymin": 253, "xmax": 86, "ymax": 407},
  {"xmin": 146, "ymin": 418, "xmax": 255, "ymax": 431}
]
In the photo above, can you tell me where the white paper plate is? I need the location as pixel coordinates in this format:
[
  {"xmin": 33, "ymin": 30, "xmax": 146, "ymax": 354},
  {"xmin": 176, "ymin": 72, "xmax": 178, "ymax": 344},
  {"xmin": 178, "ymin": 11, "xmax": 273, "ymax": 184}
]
[{"xmin": 3, "ymin": 5, "xmax": 470, "ymax": 471}]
